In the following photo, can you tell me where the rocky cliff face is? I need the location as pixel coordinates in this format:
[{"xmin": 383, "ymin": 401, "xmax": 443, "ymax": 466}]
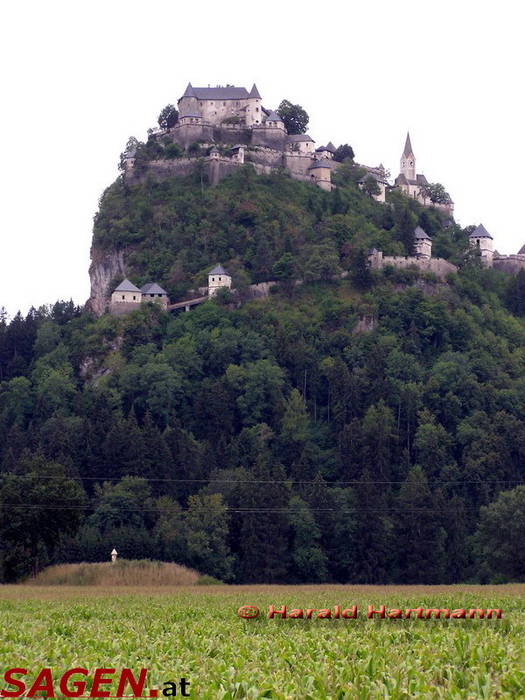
[{"xmin": 87, "ymin": 247, "xmax": 126, "ymax": 315}]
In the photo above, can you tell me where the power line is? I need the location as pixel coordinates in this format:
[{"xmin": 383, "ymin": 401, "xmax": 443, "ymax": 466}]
[
  {"xmin": 0, "ymin": 475, "xmax": 523, "ymax": 485},
  {"xmin": 0, "ymin": 503, "xmax": 494, "ymax": 513}
]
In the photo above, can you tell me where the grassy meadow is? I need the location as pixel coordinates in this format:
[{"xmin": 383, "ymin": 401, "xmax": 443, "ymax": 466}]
[{"xmin": 0, "ymin": 584, "xmax": 524, "ymax": 699}]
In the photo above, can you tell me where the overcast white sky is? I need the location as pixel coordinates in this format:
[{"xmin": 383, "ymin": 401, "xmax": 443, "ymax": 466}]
[{"xmin": 1, "ymin": 0, "xmax": 524, "ymax": 317}]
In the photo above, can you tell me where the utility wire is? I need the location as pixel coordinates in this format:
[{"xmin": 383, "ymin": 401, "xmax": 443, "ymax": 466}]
[
  {"xmin": 0, "ymin": 503, "xmax": 497, "ymax": 513},
  {"xmin": 0, "ymin": 475, "xmax": 523, "ymax": 485}
]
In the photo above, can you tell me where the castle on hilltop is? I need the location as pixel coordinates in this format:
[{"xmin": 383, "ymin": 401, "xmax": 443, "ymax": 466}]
[
  {"xmin": 121, "ymin": 82, "xmax": 471, "ymax": 212},
  {"xmin": 123, "ymin": 82, "xmax": 388, "ymax": 198},
  {"xmin": 90, "ymin": 86, "xmax": 525, "ymax": 316}
]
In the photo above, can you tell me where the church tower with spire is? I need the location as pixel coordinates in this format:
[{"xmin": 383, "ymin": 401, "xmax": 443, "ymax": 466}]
[{"xmin": 400, "ymin": 132, "xmax": 416, "ymax": 181}]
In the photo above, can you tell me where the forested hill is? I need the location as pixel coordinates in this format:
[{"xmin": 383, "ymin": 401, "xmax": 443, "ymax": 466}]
[
  {"xmin": 90, "ymin": 163, "xmax": 467, "ymax": 305},
  {"xmin": 1, "ymin": 165, "xmax": 525, "ymax": 585}
]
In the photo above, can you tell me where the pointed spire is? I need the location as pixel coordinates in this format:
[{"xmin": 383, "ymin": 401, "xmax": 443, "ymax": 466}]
[
  {"xmin": 182, "ymin": 82, "xmax": 196, "ymax": 98},
  {"xmin": 249, "ymin": 83, "xmax": 261, "ymax": 99},
  {"xmin": 470, "ymin": 224, "xmax": 493, "ymax": 240},
  {"xmin": 403, "ymin": 132, "xmax": 414, "ymax": 157}
]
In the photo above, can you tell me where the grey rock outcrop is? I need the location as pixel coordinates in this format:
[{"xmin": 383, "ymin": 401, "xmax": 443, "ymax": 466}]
[{"xmin": 87, "ymin": 248, "xmax": 126, "ymax": 315}]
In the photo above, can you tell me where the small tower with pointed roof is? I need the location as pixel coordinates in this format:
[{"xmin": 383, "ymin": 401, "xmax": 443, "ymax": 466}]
[
  {"xmin": 179, "ymin": 82, "xmax": 198, "ymax": 118},
  {"xmin": 414, "ymin": 225, "xmax": 432, "ymax": 259},
  {"xmin": 469, "ymin": 224, "xmax": 494, "ymax": 266},
  {"xmin": 111, "ymin": 279, "xmax": 142, "ymax": 305},
  {"xmin": 400, "ymin": 132, "xmax": 416, "ymax": 181},
  {"xmin": 245, "ymin": 83, "xmax": 262, "ymax": 127},
  {"xmin": 208, "ymin": 264, "xmax": 232, "ymax": 297}
]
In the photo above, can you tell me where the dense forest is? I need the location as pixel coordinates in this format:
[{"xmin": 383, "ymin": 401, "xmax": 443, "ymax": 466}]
[{"xmin": 1, "ymin": 164, "xmax": 525, "ymax": 584}]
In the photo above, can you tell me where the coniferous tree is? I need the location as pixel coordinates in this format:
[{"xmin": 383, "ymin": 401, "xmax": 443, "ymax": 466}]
[
  {"xmin": 288, "ymin": 496, "xmax": 327, "ymax": 582},
  {"xmin": 505, "ymin": 269, "xmax": 525, "ymax": 316},
  {"xmin": 393, "ymin": 466, "xmax": 446, "ymax": 583}
]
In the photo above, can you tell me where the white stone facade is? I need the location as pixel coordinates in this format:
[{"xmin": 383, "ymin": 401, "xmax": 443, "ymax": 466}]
[
  {"xmin": 469, "ymin": 225, "xmax": 494, "ymax": 266},
  {"xmin": 208, "ymin": 265, "xmax": 232, "ymax": 296}
]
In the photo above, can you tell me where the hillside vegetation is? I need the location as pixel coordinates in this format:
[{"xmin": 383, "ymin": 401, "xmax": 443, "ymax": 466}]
[
  {"xmin": 92, "ymin": 164, "xmax": 468, "ymax": 300},
  {"xmin": 1, "ymin": 165, "xmax": 525, "ymax": 585},
  {"xmin": 28, "ymin": 559, "xmax": 200, "ymax": 586}
]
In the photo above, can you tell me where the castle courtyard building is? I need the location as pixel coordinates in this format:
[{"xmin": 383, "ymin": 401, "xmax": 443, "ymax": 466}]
[{"xmin": 178, "ymin": 83, "xmax": 263, "ymax": 127}]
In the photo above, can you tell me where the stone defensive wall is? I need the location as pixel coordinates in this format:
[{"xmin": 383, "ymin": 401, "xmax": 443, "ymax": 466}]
[
  {"xmin": 284, "ymin": 154, "xmax": 318, "ymax": 181},
  {"xmin": 370, "ymin": 253, "xmax": 457, "ymax": 279},
  {"xmin": 493, "ymin": 255, "xmax": 525, "ymax": 274},
  {"xmin": 127, "ymin": 153, "xmax": 291, "ymax": 187},
  {"xmin": 167, "ymin": 122, "xmax": 287, "ymax": 150},
  {"xmin": 126, "ymin": 157, "xmax": 201, "ymax": 183},
  {"xmin": 247, "ymin": 146, "xmax": 285, "ymax": 169},
  {"xmin": 109, "ymin": 301, "xmax": 143, "ymax": 316}
]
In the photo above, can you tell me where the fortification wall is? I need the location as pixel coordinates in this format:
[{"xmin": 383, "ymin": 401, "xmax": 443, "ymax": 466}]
[
  {"xmin": 212, "ymin": 126, "xmax": 252, "ymax": 145},
  {"xmin": 493, "ymin": 255, "xmax": 525, "ymax": 274},
  {"xmin": 251, "ymin": 127, "xmax": 287, "ymax": 150},
  {"xmin": 126, "ymin": 158, "xmax": 200, "ymax": 183},
  {"xmin": 247, "ymin": 147, "xmax": 285, "ymax": 169},
  {"xmin": 284, "ymin": 154, "xmax": 316, "ymax": 179},
  {"xmin": 207, "ymin": 158, "xmax": 244, "ymax": 185},
  {"xmin": 171, "ymin": 123, "xmax": 215, "ymax": 148},
  {"xmin": 370, "ymin": 252, "xmax": 457, "ymax": 279},
  {"xmin": 109, "ymin": 301, "xmax": 141, "ymax": 316},
  {"xmin": 247, "ymin": 281, "xmax": 277, "ymax": 298}
]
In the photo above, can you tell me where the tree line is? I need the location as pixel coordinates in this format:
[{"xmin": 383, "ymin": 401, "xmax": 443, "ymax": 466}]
[{"xmin": 1, "ymin": 171, "xmax": 524, "ymax": 583}]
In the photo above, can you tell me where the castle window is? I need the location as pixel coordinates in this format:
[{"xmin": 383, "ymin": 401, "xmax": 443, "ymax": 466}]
[
  {"xmin": 133, "ymin": 296, "xmax": 136, "ymax": 300},
  {"xmin": 256, "ymin": 107, "xmax": 259, "ymax": 111},
  {"xmin": 122, "ymin": 295, "xmax": 125, "ymax": 300},
  {"xmin": 219, "ymin": 277, "xmax": 222, "ymax": 281},
  {"xmin": 212, "ymin": 277, "xmax": 215, "ymax": 282}
]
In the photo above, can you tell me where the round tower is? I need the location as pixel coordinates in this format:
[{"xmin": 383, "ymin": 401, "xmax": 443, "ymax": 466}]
[
  {"xmin": 245, "ymin": 83, "xmax": 262, "ymax": 126},
  {"xmin": 308, "ymin": 161, "xmax": 332, "ymax": 191},
  {"xmin": 178, "ymin": 82, "xmax": 199, "ymax": 118}
]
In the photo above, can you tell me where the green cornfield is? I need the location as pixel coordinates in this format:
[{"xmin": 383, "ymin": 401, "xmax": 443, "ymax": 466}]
[{"xmin": 0, "ymin": 584, "xmax": 524, "ymax": 699}]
